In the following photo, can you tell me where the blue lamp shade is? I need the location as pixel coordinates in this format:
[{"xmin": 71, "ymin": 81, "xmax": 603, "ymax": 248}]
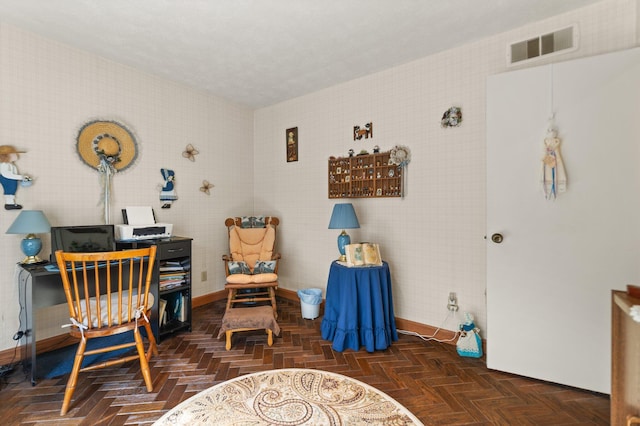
[
  {"xmin": 6, "ymin": 210, "xmax": 51, "ymax": 264},
  {"xmin": 328, "ymin": 203, "xmax": 360, "ymax": 261}
]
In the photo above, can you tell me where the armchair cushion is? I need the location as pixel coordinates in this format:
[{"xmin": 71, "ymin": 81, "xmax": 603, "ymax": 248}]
[
  {"xmin": 229, "ymin": 226, "xmax": 276, "ymax": 270},
  {"xmin": 80, "ymin": 291, "xmax": 155, "ymax": 328},
  {"xmin": 254, "ymin": 260, "xmax": 277, "ymax": 274},
  {"xmin": 226, "ymin": 272, "xmax": 278, "ymax": 284},
  {"xmin": 241, "ymin": 216, "xmax": 265, "ymax": 228},
  {"xmin": 251, "ymin": 272, "xmax": 278, "ymax": 283},
  {"xmin": 228, "ymin": 261, "xmax": 251, "ymax": 275}
]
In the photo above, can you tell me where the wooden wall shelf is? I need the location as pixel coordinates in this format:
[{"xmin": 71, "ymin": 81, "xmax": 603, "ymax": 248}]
[{"xmin": 328, "ymin": 151, "xmax": 402, "ymax": 198}]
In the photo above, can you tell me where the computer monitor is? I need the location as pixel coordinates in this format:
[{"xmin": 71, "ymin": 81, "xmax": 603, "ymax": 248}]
[{"xmin": 50, "ymin": 225, "xmax": 115, "ymax": 262}]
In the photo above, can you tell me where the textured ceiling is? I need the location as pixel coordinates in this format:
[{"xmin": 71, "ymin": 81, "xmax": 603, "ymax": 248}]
[{"xmin": 0, "ymin": 0, "xmax": 600, "ymax": 108}]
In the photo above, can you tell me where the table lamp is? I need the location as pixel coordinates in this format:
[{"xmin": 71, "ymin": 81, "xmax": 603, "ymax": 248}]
[
  {"xmin": 6, "ymin": 210, "xmax": 51, "ymax": 264},
  {"xmin": 328, "ymin": 203, "xmax": 360, "ymax": 261}
]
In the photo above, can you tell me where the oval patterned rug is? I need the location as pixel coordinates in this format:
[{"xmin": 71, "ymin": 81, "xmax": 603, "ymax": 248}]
[{"xmin": 154, "ymin": 368, "xmax": 423, "ymax": 425}]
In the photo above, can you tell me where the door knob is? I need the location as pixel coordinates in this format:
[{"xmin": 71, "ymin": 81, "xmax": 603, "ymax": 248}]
[{"xmin": 491, "ymin": 233, "xmax": 504, "ymax": 244}]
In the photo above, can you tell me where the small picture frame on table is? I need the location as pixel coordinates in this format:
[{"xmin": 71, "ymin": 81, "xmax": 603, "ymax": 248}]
[{"xmin": 286, "ymin": 127, "xmax": 298, "ymax": 162}]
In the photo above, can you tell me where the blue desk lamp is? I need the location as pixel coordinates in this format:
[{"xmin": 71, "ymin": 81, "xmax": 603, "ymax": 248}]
[
  {"xmin": 6, "ymin": 210, "xmax": 51, "ymax": 264},
  {"xmin": 328, "ymin": 203, "xmax": 360, "ymax": 261}
]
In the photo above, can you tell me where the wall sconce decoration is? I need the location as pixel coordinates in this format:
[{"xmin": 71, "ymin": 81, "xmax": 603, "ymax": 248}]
[
  {"xmin": 353, "ymin": 122, "xmax": 373, "ymax": 140},
  {"xmin": 441, "ymin": 107, "xmax": 462, "ymax": 127}
]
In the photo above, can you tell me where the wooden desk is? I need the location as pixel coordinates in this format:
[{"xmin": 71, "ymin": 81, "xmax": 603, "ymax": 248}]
[
  {"xmin": 18, "ymin": 263, "xmax": 82, "ymax": 385},
  {"xmin": 17, "ymin": 236, "xmax": 192, "ymax": 385},
  {"xmin": 320, "ymin": 261, "xmax": 398, "ymax": 352}
]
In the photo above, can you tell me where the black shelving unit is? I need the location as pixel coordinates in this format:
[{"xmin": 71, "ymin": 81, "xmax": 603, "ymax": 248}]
[{"xmin": 117, "ymin": 236, "xmax": 192, "ymax": 342}]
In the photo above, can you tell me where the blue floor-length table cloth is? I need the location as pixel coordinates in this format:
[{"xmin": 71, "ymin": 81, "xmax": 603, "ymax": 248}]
[{"xmin": 320, "ymin": 261, "xmax": 398, "ymax": 352}]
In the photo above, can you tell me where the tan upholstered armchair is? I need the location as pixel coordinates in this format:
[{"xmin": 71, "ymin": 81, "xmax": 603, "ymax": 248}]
[{"xmin": 222, "ymin": 216, "xmax": 280, "ymax": 317}]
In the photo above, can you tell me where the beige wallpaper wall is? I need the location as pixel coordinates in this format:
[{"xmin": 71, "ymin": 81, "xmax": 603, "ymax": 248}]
[
  {"xmin": 0, "ymin": 0, "xmax": 636, "ymax": 352},
  {"xmin": 0, "ymin": 24, "xmax": 255, "ymax": 348},
  {"xmin": 254, "ymin": 0, "xmax": 638, "ymax": 337}
]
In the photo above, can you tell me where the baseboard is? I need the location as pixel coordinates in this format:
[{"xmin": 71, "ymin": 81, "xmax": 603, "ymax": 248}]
[
  {"xmin": 0, "ymin": 289, "xmax": 456, "ymax": 366},
  {"xmin": 276, "ymin": 287, "xmax": 457, "ymax": 344},
  {"xmin": 192, "ymin": 290, "xmax": 227, "ymax": 308},
  {"xmin": 394, "ymin": 317, "xmax": 458, "ymax": 344},
  {"xmin": 276, "ymin": 287, "xmax": 298, "ymax": 301},
  {"xmin": 0, "ymin": 333, "xmax": 79, "ymax": 367}
]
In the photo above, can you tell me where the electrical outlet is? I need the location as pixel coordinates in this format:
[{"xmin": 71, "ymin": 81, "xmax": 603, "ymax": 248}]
[
  {"xmin": 447, "ymin": 292, "xmax": 458, "ymax": 311},
  {"xmin": 201, "ymin": 271, "xmax": 207, "ymax": 282}
]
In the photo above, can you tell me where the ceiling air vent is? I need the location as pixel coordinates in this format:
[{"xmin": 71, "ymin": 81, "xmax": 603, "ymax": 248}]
[{"xmin": 508, "ymin": 25, "xmax": 577, "ymax": 66}]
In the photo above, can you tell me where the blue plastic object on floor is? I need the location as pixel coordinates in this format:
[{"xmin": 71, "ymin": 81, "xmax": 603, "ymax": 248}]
[{"xmin": 297, "ymin": 288, "xmax": 322, "ymax": 305}]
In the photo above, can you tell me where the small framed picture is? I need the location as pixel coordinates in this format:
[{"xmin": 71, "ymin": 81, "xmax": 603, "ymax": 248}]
[
  {"xmin": 345, "ymin": 175, "xmax": 351, "ymax": 183},
  {"xmin": 376, "ymin": 188, "xmax": 382, "ymax": 196},
  {"xmin": 336, "ymin": 166, "xmax": 342, "ymax": 174},
  {"xmin": 286, "ymin": 127, "xmax": 298, "ymax": 162}
]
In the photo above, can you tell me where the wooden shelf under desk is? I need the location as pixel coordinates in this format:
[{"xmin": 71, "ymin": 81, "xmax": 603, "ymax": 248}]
[
  {"xmin": 18, "ymin": 236, "xmax": 193, "ymax": 385},
  {"xmin": 117, "ymin": 236, "xmax": 192, "ymax": 342}
]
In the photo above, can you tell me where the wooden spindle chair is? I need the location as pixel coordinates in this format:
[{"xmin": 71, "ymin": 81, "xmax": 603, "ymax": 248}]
[{"xmin": 54, "ymin": 246, "xmax": 158, "ymax": 416}]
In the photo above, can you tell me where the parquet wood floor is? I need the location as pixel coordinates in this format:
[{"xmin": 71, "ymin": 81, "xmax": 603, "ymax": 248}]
[{"xmin": 0, "ymin": 298, "xmax": 609, "ymax": 425}]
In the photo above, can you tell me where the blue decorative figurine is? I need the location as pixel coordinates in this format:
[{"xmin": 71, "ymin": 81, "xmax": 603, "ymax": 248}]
[
  {"xmin": 160, "ymin": 168, "xmax": 177, "ymax": 208},
  {"xmin": 456, "ymin": 312, "xmax": 483, "ymax": 358},
  {"xmin": 0, "ymin": 145, "xmax": 32, "ymax": 210}
]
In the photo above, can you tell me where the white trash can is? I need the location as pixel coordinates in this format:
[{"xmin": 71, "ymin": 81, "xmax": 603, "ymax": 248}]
[{"xmin": 297, "ymin": 288, "xmax": 322, "ymax": 319}]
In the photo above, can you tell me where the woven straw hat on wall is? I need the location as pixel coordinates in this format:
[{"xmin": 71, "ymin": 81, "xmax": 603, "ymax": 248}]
[{"xmin": 76, "ymin": 120, "xmax": 138, "ymax": 171}]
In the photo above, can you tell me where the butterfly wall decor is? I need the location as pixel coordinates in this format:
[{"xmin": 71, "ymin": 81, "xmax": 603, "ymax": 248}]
[
  {"xmin": 182, "ymin": 144, "xmax": 199, "ymax": 162},
  {"xmin": 200, "ymin": 180, "xmax": 213, "ymax": 195}
]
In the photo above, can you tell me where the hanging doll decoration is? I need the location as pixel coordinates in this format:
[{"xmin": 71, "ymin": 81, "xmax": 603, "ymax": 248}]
[
  {"xmin": 456, "ymin": 312, "xmax": 483, "ymax": 358},
  {"xmin": 0, "ymin": 145, "xmax": 32, "ymax": 210},
  {"xmin": 77, "ymin": 120, "xmax": 138, "ymax": 223},
  {"xmin": 541, "ymin": 125, "xmax": 567, "ymax": 200},
  {"xmin": 159, "ymin": 168, "xmax": 177, "ymax": 208}
]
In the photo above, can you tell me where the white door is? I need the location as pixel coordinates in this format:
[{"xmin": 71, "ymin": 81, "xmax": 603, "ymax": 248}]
[{"xmin": 486, "ymin": 48, "xmax": 640, "ymax": 393}]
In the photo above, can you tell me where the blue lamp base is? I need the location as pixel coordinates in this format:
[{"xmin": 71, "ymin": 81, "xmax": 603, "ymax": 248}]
[
  {"xmin": 337, "ymin": 230, "xmax": 351, "ymax": 262},
  {"xmin": 20, "ymin": 235, "xmax": 44, "ymax": 264}
]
